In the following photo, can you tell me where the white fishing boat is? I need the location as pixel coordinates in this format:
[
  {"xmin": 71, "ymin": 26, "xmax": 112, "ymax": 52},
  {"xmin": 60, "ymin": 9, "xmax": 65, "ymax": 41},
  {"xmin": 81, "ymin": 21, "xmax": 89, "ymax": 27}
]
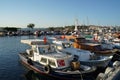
[
  {"xmin": 52, "ymin": 40, "xmax": 113, "ymax": 67},
  {"xmin": 19, "ymin": 39, "xmax": 96, "ymax": 80}
]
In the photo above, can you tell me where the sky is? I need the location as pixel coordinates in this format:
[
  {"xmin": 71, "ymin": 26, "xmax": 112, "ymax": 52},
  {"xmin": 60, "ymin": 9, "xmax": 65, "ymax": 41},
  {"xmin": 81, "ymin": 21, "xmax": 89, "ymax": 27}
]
[{"xmin": 0, "ymin": 0, "xmax": 120, "ymax": 28}]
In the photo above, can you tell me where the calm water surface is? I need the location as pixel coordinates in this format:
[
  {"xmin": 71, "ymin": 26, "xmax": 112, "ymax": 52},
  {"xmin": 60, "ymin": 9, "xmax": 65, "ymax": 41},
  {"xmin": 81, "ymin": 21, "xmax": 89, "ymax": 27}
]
[{"xmin": 0, "ymin": 36, "xmax": 30, "ymax": 80}]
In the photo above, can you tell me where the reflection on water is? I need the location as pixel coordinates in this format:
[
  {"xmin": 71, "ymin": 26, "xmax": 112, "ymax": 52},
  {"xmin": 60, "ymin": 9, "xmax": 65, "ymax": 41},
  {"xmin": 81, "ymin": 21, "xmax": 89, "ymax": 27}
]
[
  {"xmin": 25, "ymin": 70, "xmax": 39, "ymax": 80},
  {"xmin": 25, "ymin": 70, "xmax": 55, "ymax": 80}
]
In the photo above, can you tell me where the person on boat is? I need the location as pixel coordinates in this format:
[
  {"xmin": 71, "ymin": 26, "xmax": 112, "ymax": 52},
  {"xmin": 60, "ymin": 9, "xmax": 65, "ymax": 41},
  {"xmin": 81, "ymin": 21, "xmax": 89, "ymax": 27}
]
[{"xmin": 43, "ymin": 36, "xmax": 47, "ymax": 44}]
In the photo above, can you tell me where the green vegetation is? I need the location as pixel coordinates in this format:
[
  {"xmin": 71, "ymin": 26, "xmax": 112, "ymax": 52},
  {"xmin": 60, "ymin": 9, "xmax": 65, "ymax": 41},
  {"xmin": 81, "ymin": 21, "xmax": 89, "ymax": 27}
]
[
  {"xmin": 48, "ymin": 27, "xmax": 54, "ymax": 31},
  {"xmin": 27, "ymin": 23, "xmax": 35, "ymax": 29},
  {"xmin": 3, "ymin": 27, "xmax": 19, "ymax": 32},
  {"xmin": 47, "ymin": 25, "xmax": 90, "ymax": 31}
]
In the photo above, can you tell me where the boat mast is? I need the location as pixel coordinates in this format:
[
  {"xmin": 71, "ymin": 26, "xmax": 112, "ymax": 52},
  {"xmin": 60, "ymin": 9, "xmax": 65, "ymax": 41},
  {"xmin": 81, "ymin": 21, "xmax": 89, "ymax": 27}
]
[{"xmin": 74, "ymin": 19, "xmax": 78, "ymax": 32}]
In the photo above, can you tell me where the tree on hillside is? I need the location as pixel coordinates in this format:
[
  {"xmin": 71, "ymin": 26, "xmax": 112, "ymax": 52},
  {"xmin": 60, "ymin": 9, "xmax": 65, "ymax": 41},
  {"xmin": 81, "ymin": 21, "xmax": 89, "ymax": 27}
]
[
  {"xmin": 27, "ymin": 23, "xmax": 35, "ymax": 36},
  {"xmin": 27, "ymin": 23, "xmax": 35, "ymax": 29},
  {"xmin": 48, "ymin": 27, "xmax": 54, "ymax": 31},
  {"xmin": 3, "ymin": 27, "xmax": 19, "ymax": 32}
]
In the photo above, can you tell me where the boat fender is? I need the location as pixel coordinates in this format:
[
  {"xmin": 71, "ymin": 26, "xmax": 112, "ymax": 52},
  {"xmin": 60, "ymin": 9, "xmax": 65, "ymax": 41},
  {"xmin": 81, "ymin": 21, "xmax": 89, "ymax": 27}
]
[
  {"xmin": 27, "ymin": 59, "xmax": 33, "ymax": 65},
  {"xmin": 44, "ymin": 65, "xmax": 52, "ymax": 74},
  {"xmin": 105, "ymin": 67, "xmax": 113, "ymax": 74},
  {"xmin": 96, "ymin": 73, "xmax": 105, "ymax": 80},
  {"xmin": 113, "ymin": 61, "xmax": 120, "ymax": 68},
  {"xmin": 70, "ymin": 61, "xmax": 80, "ymax": 70}
]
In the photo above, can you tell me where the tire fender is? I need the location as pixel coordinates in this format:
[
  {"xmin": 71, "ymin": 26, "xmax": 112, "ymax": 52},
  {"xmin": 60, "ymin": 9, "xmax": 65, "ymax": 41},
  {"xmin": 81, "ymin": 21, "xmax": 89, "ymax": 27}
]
[
  {"xmin": 44, "ymin": 65, "xmax": 51, "ymax": 74},
  {"xmin": 27, "ymin": 59, "xmax": 33, "ymax": 65}
]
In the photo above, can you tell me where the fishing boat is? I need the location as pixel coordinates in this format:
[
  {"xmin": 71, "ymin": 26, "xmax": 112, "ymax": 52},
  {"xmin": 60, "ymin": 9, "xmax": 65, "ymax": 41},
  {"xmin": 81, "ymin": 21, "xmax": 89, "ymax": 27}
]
[
  {"xmin": 52, "ymin": 39, "xmax": 113, "ymax": 67},
  {"xmin": 64, "ymin": 35, "xmax": 118, "ymax": 56},
  {"xmin": 19, "ymin": 39, "xmax": 96, "ymax": 80}
]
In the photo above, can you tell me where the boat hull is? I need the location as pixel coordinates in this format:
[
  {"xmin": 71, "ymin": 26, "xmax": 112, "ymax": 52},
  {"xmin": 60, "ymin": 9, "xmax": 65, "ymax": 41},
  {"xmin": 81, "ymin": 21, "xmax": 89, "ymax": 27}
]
[
  {"xmin": 80, "ymin": 57, "xmax": 112, "ymax": 67},
  {"xmin": 63, "ymin": 48, "xmax": 113, "ymax": 67},
  {"xmin": 19, "ymin": 53, "xmax": 96, "ymax": 80}
]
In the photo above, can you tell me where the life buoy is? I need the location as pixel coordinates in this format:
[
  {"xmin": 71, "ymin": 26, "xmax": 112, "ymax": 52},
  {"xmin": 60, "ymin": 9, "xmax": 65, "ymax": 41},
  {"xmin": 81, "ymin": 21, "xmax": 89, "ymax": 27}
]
[
  {"xmin": 44, "ymin": 65, "xmax": 52, "ymax": 74},
  {"xmin": 27, "ymin": 59, "xmax": 33, "ymax": 65}
]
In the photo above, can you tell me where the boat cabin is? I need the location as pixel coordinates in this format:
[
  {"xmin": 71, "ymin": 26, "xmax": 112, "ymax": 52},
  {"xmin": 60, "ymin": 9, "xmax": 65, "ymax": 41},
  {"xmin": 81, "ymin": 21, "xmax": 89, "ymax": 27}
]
[
  {"xmin": 52, "ymin": 40, "xmax": 95, "ymax": 61},
  {"xmin": 65, "ymin": 35, "xmax": 86, "ymax": 43},
  {"xmin": 79, "ymin": 43, "xmax": 102, "ymax": 51},
  {"xmin": 21, "ymin": 39, "xmax": 73, "ymax": 69},
  {"xmin": 53, "ymin": 40, "xmax": 72, "ymax": 49}
]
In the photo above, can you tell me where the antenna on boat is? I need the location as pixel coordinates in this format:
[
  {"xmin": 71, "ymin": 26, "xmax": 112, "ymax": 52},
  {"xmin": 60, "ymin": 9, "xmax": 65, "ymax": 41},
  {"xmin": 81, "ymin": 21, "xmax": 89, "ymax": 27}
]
[{"xmin": 87, "ymin": 16, "xmax": 89, "ymax": 26}]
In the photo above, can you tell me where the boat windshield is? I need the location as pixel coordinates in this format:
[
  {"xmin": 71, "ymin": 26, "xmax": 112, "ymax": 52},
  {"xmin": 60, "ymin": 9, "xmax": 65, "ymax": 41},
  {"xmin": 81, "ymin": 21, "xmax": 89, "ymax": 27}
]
[
  {"xmin": 76, "ymin": 38, "xmax": 86, "ymax": 43},
  {"xmin": 38, "ymin": 46, "xmax": 56, "ymax": 54},
  {"xmin": 94, "ymin": 45, "xmax": 102, "ymax": 51},
  {"xmin": 56, "ymin": 45, "xmax": 63, "ymax": 51}
]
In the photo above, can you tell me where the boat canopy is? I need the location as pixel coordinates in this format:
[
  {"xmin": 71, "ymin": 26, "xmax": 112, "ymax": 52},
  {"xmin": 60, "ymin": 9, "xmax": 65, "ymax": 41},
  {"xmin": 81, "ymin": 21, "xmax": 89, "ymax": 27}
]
[{"xmin": 21, "ymin": 39, "xmax": 49, "ymax": 45}]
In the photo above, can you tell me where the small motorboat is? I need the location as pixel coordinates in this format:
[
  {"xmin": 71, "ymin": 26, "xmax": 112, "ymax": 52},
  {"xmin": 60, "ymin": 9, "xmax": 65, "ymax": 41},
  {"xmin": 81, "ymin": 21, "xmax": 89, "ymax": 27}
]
[
  {"xmin": 52, "ymin": 40, "xmax": 113, "ymax": 67},
  {"xmin": 19, "ymin": 39, "xmax": 96, "ymax": 80}
]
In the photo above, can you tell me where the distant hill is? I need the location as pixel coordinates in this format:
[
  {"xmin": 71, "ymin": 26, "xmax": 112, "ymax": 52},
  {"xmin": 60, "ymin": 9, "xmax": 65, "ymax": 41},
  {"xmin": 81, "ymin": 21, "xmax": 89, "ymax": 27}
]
[{"xmin": 20, "ymin": 28, "xmax": 46, "ymax": 31}]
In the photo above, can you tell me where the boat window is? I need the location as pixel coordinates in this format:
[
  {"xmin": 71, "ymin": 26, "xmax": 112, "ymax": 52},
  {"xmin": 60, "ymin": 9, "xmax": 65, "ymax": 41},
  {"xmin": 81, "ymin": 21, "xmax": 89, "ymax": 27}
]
[
  {"xmin": 101, "ymin": 40, "xmax": 106, "ymax": 44},
  {"xmin": 38, "ymin": 47, "xmax": 45, "ymax": 54},
  {"xmin": 48, "ymin": 59, "xmax": 56, "ymax": 67},
  {"xmin": 95, "ymin": 45, "xmax": 102, "ymax": 50},
  {"xmin": 33, "ymin": 47, "xmax": 37, "ymax": 53},
  {"xmin": 69, "ymin": 39, "xmax": 75, "ymax": 42},
  {"xmin": 66, "ymin": 52, "xmax": 71, "ymax": 55},
  {"xmin": 62, "ymin": 43, "xmax": 71, "ymax": 48},
  {"xmin": 56, "ymin": 45, "xmax": 63, "ymax": 51},
  {"xmin": 76, "ymin": 38, "xmax": 86, "ymax": 43},
  {"xmin": 49, "ymin": 46, "xmax": 56, "ymax": 52},
  {"xmin": 40, "ymin": 57, "xmax": 47, "ymax": 63}
]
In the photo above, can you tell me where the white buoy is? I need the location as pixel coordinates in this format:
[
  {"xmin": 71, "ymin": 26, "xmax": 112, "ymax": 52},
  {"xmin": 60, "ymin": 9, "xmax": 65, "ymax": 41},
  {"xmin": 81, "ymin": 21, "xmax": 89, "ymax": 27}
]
[
  {"xmin": 113, "ymin": 61, "xmax": 120, "ymax": 68},
  {"xmin": 105, "ymin": 67, "xmax": 113, "ymax": 74},
  {"xmin": 96, "ymin": 73, "xmax": 105, "ymax": 80}
]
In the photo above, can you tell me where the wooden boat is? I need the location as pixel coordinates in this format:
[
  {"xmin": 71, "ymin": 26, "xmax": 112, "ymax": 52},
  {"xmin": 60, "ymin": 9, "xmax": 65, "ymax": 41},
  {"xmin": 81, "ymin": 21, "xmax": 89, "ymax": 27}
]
[
  {"xmin": 19, "ymin": 39, "xmax": 96, "ymax": 80},
  {"xmin": 78, "ymin": 43, "xmax": 117, "ymax": 56},
  {"xmin": 64, "ymin": 35, "xmax": 118, "ymax": 56},
  {"xmin": 52, "ymin": 40, "xmax": 113, "ymax": 67}
]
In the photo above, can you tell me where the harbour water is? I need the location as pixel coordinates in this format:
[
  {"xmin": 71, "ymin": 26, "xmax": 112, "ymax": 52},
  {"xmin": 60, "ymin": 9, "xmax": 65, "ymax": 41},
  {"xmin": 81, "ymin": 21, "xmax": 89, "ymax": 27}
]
[
  {"xmin": 0, "ymin": 36, "xmax": 29, "ymax": 80},
  {"xmin": 0, "ymin": 36, "xmax": 120, "ymax": 80}
]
